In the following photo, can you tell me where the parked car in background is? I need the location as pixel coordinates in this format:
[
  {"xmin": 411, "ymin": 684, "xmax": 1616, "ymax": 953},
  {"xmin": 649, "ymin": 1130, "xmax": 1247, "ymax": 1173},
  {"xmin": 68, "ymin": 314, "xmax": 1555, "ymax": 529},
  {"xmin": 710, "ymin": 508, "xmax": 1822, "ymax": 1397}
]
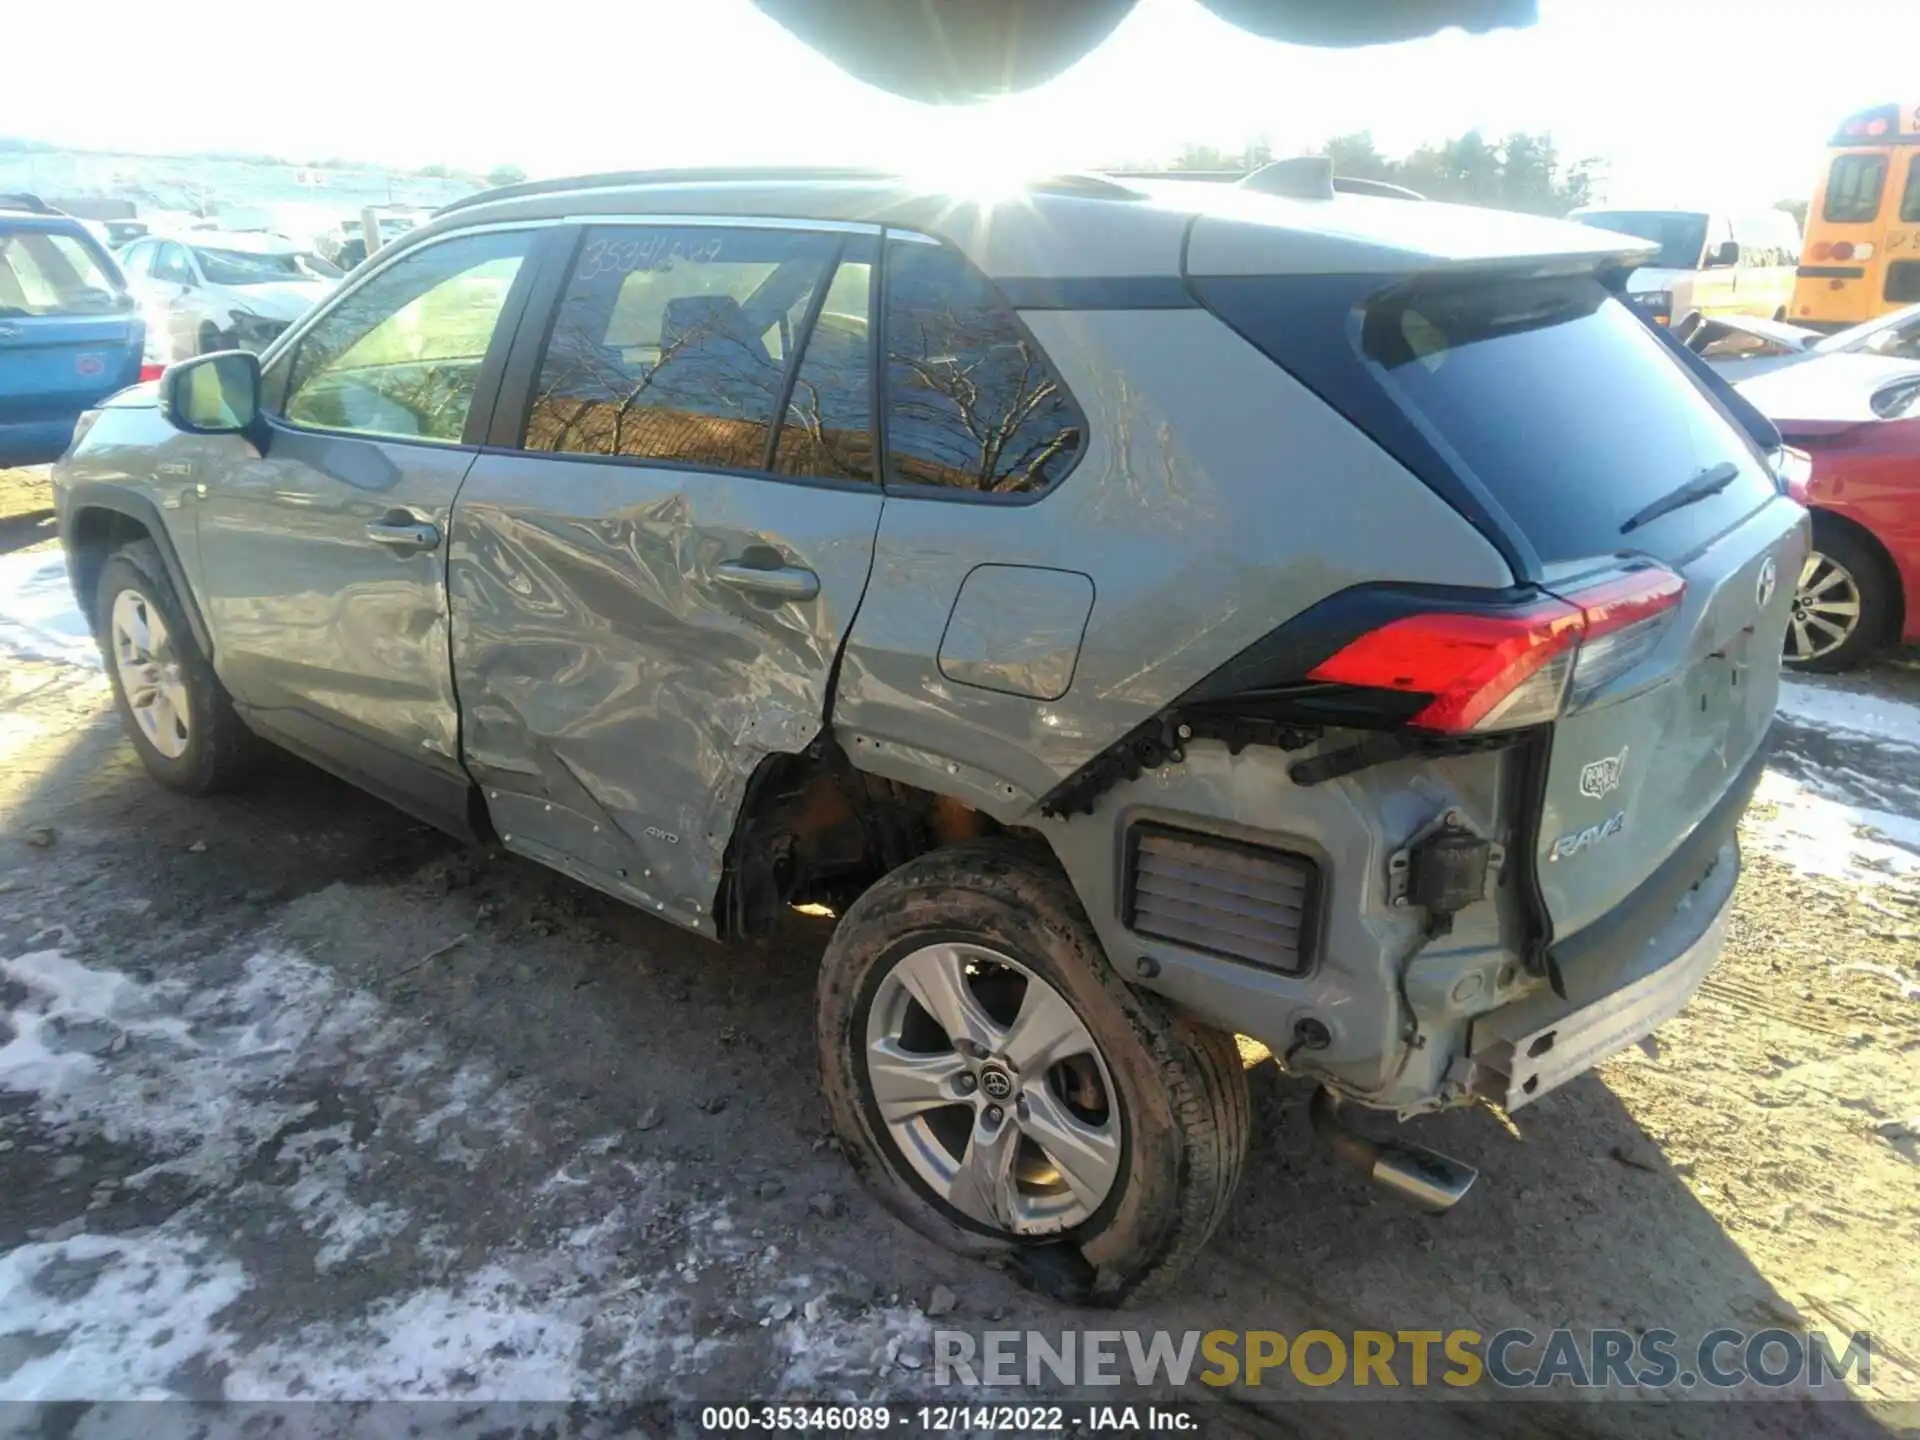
[
  {"xmin": 0, "ymin": 195, "xmax": 144, "ymax": 466},
  {"xmin": 117, "ymin": 232, "xmax": 341, "ymax": 363},
  {"xmin": 1699, "ymin": 301, "xmax": 1920, "ymax": 380},
  {"xmin": 1570, "ymin": 206, "xmax": 1801, "ymax": 337},
  {"xmin": 54, "ymin": 166, "xmax": 1803, "ymax": 1301},
  {"xmin": 325, "ymin": 208, "xmax": 433, "ymax": 270},
  {"xmin": 1735, "ymin": 359, "xmax": 1920, "ymax": 670}
]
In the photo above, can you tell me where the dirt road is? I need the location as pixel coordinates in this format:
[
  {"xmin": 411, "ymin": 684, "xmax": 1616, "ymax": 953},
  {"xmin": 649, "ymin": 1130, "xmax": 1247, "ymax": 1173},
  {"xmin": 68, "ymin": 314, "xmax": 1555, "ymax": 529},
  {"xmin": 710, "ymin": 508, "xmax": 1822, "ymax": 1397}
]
[{"xmin": 1, "ymin": 536, "xmax": 1917, "ymax": 1436}]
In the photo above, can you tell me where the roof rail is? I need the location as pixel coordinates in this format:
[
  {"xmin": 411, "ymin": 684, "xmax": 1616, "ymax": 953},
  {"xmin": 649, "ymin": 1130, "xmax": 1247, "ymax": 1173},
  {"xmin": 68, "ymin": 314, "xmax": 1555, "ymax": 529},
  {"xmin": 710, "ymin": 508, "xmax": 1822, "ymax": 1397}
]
[
  {"xmin": 0, "ymin": 191, "xmax": 60, "ymax": 215},
  {"xmin": 436, "ymin": 166, "xmax": 902, "ymax": 217}
]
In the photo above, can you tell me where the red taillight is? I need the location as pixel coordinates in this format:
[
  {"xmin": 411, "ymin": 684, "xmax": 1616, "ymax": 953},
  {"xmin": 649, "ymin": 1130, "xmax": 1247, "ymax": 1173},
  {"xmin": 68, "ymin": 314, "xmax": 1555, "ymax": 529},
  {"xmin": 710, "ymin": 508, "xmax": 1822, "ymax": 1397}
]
[
  {"xmin": 1569, "ymin": 568, "xmax": 1686, "ymax": 640},
  {"xmin": 1308, "ymin": 601, "xmax": 1584, "ymax": 733},
  {"xmin": 1831, "ymin": 240, "xmax": 1856, "ymax": 261},
  {"xmin": 1307, "ymin": 567, "xmax": 1686, "ymax": 734},
  {"xmin": 139, "ymin": 362, "xmax": 166, "ymax": 382}
]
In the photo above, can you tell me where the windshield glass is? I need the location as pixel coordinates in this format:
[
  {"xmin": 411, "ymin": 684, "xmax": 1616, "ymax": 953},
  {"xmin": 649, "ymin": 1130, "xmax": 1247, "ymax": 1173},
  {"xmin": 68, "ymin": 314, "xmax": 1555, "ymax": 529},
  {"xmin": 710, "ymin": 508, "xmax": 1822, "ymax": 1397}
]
[
  {"xmin": 1574, "ymin": 210, "xmax": 1709, "ymax": 270},
  {"xmin": 193, "ymin": 246, "xmax": 336, "ymax": 285},
  {"xmin": 0, "ymin": 228, "xmax": 130, "ymax": 316}
]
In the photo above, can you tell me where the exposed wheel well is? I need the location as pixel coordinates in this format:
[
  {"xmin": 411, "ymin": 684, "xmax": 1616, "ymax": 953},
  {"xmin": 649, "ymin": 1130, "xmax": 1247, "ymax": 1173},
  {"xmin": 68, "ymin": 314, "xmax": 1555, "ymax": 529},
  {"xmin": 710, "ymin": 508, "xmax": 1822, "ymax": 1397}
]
[
  {"xmin": 66, "ymin": 506, "xmax": 155, "ymax": 632},
  {"xmin": 715, "ymin": 738, "xmax": 1044, "ymax": 940},
  {"xmin": 1810, "ymin": 507, "xmax": 1907, "ymax": 644}
]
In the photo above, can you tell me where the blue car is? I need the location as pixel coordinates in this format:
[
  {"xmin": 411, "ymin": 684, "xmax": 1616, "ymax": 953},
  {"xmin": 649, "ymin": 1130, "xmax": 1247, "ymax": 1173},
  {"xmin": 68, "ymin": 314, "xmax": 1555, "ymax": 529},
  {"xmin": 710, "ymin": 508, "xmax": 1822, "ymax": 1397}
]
[{"xmin": 0, "ymin": 196, "xmax": 146, "ymax": 467}]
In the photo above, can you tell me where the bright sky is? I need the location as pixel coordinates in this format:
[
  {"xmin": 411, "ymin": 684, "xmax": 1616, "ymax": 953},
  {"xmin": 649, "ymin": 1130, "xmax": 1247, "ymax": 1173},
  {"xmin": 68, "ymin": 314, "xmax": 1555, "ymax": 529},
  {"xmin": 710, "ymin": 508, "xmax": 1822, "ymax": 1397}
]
[{"xmin": 4, "ymin": 0, "xmax": 1916, "ymax": 208}]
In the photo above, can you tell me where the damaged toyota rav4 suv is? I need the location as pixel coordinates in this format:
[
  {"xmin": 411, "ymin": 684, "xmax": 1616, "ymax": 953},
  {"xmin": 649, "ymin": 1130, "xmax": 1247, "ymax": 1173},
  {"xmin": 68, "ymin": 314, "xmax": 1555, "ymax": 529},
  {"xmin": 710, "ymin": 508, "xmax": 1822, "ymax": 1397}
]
[{"xmin": 54, "ymin": 164, "xmax": 1805, "ymax": 1304}]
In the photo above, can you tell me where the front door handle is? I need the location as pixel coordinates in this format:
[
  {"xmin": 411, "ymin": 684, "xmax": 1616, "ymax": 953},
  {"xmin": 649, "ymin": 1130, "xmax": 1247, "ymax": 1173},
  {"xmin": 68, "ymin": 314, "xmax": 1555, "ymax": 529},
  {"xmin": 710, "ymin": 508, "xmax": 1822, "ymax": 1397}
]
[
  {"xmin": 365, "ymin": 518, "xmax": 440, "ymax": 552},
  {"xmin": 715, "ymin": 558, "xmax": 820, "ymax": 602}
]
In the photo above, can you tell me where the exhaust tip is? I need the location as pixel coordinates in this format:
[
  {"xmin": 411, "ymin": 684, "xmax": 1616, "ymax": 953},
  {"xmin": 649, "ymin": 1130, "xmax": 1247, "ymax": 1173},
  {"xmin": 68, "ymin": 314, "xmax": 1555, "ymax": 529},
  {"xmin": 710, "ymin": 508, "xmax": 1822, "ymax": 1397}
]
[{"xmin": 1309, "ymin": 1087, "xmax": 1477, "ymax": 1213}]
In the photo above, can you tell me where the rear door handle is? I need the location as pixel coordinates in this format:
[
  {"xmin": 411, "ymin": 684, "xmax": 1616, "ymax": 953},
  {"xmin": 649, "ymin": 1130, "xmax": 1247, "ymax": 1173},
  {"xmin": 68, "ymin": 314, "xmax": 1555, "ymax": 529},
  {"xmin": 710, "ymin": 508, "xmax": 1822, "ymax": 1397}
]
[
  {"xmin": 715, "ymin": 559, "xmax": 820, "ymax": 602},
  {"xmin": 365, "ymin": 519, "xmax": 440, "ymax": 552}
]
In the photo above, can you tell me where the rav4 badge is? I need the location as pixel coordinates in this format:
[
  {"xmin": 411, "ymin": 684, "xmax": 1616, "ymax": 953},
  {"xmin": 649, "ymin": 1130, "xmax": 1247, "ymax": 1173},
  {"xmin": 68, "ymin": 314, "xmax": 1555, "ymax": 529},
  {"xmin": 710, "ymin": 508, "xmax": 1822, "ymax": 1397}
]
[{"xmin": 1550, "ymin": 811, "xmax": 1626, "ymax": 863}]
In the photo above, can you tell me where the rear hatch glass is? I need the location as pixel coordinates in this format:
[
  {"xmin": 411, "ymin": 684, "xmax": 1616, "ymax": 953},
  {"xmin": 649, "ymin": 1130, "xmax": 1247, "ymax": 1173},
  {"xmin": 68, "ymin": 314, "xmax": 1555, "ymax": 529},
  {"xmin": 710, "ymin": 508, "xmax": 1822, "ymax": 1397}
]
[{"xmin": 1361, "ymin": 273, "xmax": 1779, "ymax": 565}]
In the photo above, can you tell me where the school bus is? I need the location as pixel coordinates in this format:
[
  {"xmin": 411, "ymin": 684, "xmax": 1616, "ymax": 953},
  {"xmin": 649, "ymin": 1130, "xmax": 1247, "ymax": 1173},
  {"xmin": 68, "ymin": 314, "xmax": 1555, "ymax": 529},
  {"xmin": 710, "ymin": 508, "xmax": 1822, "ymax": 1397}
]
[{"xmin": 1793, "ymin": 102, "xmax": 1920, "ymax": 331}]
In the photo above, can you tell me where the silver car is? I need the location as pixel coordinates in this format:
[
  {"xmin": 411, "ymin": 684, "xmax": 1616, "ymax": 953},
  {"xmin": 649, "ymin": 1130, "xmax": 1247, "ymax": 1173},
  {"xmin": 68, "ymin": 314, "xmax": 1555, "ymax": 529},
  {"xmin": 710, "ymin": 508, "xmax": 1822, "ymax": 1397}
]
[{"xmin": 53, "ymin": 165, "xmax": 1806, "ymax": 1303}]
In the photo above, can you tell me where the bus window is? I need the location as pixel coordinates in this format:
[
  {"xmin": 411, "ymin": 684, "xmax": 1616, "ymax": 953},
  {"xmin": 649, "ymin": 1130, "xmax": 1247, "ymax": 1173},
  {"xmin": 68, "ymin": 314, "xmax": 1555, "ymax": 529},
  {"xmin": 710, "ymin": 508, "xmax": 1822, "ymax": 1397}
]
[
  {"xmin": 1824, "ymin": 155, "xmax": 1887, "ymax": 223},
  {"xmin": 1902, "ymin": 157, "xmax": 1920, "ymax": 224}
]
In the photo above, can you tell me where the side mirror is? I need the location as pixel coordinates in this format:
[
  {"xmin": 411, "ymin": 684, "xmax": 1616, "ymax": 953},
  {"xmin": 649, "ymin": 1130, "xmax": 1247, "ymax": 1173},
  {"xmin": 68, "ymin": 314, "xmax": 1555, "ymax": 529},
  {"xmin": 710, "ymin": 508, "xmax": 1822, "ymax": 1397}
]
[
  {"xmin": 162, "ymin": 350, "xmax": 260, "ymax": 434},
  {"xmin": 1708, "ymin": 240, "xmax": 1741, "ymax": 268}
]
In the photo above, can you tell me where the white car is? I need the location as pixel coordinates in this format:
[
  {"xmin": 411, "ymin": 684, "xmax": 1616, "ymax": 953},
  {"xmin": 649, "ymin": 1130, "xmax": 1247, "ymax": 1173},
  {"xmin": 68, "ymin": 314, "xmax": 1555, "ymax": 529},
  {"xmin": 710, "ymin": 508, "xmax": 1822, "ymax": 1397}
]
[
  {"xmin": 1569, "ymin": 206, "xmax": 1802, "ymax": 338},
  {"xmin": 116, "ymin": 232, "xmax": 342, "ymax": 363},
  {"xmin": 1699, "ymin": 301, "xmax": 1920, "ymax": 380}
]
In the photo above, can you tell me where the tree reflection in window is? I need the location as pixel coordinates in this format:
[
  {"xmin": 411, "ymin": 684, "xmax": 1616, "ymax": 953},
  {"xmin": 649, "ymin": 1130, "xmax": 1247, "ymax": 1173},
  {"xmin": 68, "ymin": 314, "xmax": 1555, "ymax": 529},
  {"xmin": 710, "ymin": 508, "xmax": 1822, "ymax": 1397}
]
[
  {"xmin": 524, "ymin": 226, "xmax": 838, "ymax": 471},
  {"xmin": 882, "ymin": 242, "xmax": 1085, "ymax": 495},
  {"xmin": 773, "ymin": 245, "xmax": 876, "ymax": 483}
]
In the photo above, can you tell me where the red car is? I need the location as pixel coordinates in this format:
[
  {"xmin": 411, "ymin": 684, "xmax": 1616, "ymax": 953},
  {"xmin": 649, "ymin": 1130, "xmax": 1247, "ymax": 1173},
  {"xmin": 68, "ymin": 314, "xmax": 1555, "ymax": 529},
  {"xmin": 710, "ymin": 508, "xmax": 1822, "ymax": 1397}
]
[{"xmin": 1735, "ymin": 355, "xmax": 1920, "ymax": 671}]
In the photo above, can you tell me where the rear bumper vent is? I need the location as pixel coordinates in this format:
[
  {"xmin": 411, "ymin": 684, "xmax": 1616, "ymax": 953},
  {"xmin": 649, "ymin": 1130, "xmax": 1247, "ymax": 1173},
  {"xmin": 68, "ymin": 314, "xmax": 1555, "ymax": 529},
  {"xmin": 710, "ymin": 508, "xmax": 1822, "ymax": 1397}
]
[{"xmin": 1123, "ymin": 824, "xmax": 1320, "ymax": 975}]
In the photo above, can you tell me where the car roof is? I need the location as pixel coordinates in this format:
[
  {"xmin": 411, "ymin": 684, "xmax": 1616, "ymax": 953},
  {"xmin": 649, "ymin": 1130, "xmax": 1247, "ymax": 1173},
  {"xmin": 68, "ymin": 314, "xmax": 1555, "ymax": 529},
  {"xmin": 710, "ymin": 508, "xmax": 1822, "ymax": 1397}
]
[{"xmin": 410, "ymin": 168, "xmax": 1650, "ymax": 283}]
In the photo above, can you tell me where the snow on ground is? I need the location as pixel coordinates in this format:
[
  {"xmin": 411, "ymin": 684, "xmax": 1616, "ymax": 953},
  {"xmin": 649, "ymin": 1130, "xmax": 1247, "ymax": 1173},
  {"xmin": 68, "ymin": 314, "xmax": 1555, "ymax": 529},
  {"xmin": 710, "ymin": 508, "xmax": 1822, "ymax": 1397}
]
[
  {"xmin": 1745, "ymin": 768, "xmax": 1920, "ymax": 885},
  {"xmin": 1777, "ymin": 677, "xmax": 1920, "ymax": 752},
  {"xmin": 0, "ymin": 548, "xmax": 97, "ymax": 669},
  {"xmin": 0, "ymin": 943, "xmax": 931, "ymax": 1402}
]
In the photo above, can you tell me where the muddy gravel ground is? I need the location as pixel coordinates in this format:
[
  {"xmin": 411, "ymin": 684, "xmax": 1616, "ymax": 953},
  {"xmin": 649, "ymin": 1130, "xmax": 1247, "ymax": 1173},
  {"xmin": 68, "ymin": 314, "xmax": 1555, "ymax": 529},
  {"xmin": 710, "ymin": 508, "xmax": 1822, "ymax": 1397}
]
[{"xmin": 1, "ymin": 522, "xmax": 1918, "ymax": 1437}]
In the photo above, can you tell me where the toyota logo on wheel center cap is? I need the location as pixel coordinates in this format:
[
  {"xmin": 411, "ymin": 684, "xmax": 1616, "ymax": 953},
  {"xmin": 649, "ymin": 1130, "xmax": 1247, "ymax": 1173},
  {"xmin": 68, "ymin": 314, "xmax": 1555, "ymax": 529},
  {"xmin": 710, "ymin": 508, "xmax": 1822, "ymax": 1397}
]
[{"xmin": 978, "ymin": 1065, "xmax": 1015, "ymax": 1101}]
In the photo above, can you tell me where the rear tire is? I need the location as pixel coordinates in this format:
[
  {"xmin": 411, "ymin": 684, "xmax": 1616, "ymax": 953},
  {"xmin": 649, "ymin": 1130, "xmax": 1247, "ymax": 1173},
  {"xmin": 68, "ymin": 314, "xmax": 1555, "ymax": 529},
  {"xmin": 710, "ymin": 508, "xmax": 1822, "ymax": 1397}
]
[
  {"xmin": 96, "ymin": 540, "xmax": 257, "ymax": 793},
  {"xmin": 816, "ymin": 842, "xmax": 1249, "ymax": 1306},
  {"xmin": 1784, "ymin": 520, "xmax": 1892, "ymax": 672}
]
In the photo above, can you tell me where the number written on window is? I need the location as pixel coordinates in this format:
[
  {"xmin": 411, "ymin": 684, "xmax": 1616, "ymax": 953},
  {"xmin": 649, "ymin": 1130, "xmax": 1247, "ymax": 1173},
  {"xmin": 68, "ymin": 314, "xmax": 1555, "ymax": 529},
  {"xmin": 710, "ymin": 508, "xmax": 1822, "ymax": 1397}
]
[
  {"xmin": 281, "ymin": 230, "xmax": 530, "ymax": 443},
  {"xmin": 524, "ymin": 225, "xmax": 839, "ymax": 470},
  {"xmin": 882, "ymin": 241, "xmax": 1084, "ymax": 496}
]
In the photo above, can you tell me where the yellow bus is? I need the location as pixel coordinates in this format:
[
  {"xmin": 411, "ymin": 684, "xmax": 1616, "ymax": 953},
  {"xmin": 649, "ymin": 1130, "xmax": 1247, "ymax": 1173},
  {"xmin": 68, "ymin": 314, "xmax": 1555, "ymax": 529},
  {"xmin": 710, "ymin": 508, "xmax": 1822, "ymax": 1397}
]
[{"xmin": 1793, "ymin": 102, "xmax": 1920, "ymax": 331}]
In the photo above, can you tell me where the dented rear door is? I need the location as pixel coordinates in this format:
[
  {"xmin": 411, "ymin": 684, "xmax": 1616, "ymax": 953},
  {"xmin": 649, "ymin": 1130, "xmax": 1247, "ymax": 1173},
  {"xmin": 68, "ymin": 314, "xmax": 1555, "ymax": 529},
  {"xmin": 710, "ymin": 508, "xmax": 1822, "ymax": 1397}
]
[{"xmin": 448, "ymin": 222, "xmax": 883, "ymax": 931}]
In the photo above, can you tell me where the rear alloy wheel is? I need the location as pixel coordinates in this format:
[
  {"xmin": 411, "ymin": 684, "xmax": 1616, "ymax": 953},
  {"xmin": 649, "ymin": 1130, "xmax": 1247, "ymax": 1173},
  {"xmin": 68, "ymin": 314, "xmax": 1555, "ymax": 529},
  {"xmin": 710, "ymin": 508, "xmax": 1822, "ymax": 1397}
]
[
  {"xmin": 818, "ymin": 843, "xmax": 1249, "ymax": 1306},
  {"xmin": 864, "ymin": 941, "xmax": 1122, "ymax": 1235},
  {"xmin": 1784, "ymin": 525, "xmax": 1889, "ymax": 672}
]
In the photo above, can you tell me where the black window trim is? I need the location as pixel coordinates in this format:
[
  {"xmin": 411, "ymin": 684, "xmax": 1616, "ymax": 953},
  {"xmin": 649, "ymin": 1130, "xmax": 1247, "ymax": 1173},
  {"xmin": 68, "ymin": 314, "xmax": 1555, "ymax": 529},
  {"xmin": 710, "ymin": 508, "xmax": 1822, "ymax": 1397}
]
[
  {"xmin": 875, "ymin": 227, "xmax": 1091, "ymax": 506},
  {"xmin": 258, "ymin": 223, "xmax": 553, "ymax": 454}
]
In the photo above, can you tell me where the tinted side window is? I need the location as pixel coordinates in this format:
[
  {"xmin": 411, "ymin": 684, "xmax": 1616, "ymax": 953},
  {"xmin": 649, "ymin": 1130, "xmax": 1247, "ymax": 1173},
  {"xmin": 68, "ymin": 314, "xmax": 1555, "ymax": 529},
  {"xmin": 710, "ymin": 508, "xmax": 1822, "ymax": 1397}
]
[
  {"xmin": 1824, "ymin": 154, "xmax": 1887, "ymax": 224},
  {"xmin": 881, "ymin": 241, "xmax": 1085, "ymax": 496},
  {"xmin": 773, "ymin": 243, "xmax": 876, "ymax": 484},
  {"xmin": 524, "ymin": 225, "xmax": 838, "ymax": 470},
  {"xmin": 1902, "ymin": 156, "xmax": 1920, "ymax": 224},
  {"xmin": 281, "ymin": 230, "xmax": 530, "ymax": 443}
]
